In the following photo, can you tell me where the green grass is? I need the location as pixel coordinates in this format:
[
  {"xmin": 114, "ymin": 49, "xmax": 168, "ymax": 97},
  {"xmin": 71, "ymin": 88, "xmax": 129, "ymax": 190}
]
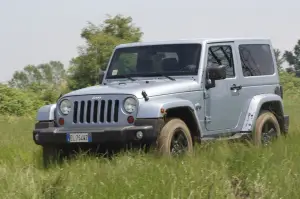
[{"xmin": 0, "ymin": 98, "xmax": 300, "ymax": 199}]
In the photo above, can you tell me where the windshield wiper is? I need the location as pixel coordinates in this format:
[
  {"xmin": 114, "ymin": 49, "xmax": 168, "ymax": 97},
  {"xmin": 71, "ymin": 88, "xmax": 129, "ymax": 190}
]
[
  {"xmin": 143, "ymin": 72, "xmax": 176, "ymax": 81},
  {"xmin": 116, "ymin": 74, "xmax": 136, "ymax": 81}
]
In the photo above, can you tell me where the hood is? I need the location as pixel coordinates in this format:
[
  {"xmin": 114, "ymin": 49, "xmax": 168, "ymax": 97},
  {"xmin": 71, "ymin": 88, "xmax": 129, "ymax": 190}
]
[{"xmin": 64, "ymin": 79, "xmax": 200, "ymax": 99}]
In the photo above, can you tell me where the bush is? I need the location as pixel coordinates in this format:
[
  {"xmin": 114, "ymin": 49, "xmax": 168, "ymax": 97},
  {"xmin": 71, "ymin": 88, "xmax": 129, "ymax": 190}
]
[
  {"xmin": 279, "ymin": 71, "xmax": 300, "ymax": 101},
  {"xmin": 0, "ymin": 84, "xmax": 45, "ymax": 116}
]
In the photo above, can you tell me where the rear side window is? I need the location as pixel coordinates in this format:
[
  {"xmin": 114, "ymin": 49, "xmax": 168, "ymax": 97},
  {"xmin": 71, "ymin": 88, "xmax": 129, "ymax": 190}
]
[{"xmin": 239, "ymin": 44, "xmax": 275, "ymax": 77}]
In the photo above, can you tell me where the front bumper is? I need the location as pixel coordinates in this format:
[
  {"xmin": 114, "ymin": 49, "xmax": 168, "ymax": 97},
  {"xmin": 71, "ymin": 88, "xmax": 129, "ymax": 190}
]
[{"xmin": 33, "ymin": 119, "xmax": 164, "ymax": 146}]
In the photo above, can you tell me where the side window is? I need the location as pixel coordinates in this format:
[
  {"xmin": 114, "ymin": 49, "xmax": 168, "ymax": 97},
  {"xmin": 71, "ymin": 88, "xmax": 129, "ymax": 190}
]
[
  {"xmin": 239, "ymin": 44, "xmax": 275, "ymax": 76},
  {"xmin": 207, "ymin": 45, "xmax": 235, "ymax": 78}
]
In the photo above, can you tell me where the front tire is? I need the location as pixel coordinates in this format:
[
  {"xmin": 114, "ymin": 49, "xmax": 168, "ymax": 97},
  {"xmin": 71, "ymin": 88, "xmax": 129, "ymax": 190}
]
[
  {"xmin": 252, "ymin": 111, "xmax": 281, "ymax": 146},
  {"xmin": 42, "ymin": 145, "xmax": 63, "ymax": 168},
  {"xmin": 156, "ymin": 118, "xmax": 193, "ymax": 156}
]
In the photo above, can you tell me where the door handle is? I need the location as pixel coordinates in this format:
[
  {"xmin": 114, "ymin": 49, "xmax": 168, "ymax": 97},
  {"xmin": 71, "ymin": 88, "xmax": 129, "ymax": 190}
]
[{"xmin": 230, "ymin": 84, "xmax": 242, "ymax": 90}]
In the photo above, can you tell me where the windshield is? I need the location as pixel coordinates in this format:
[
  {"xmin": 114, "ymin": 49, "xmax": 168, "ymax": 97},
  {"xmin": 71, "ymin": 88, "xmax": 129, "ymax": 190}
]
[{"xmin": 106, "ymin": 43, "xmax": 202, "ymax": 79}]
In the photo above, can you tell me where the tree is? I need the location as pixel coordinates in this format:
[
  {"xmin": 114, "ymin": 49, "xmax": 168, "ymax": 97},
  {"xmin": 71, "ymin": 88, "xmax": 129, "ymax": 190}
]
[
  {"xmin": 8, "ymin": 65, "xmax": 42, "ymax": 89},
  {"xmin": 67, "ymin": 14, "xmax": 143, "ymax": 90},
  {"xmin": 8, "ymin": 61, "xmax": 67, "ymax": 103},
  {"xmin": 283, "ymin": 39, "xmax": 300, "ymax": 71},
  {"xmin": 274, "ymin": 48, "xmax": 285, "ymax": 71},
  {"xmin": 9, "ymin": 61, "xmax": 66, "ymax": 90}
]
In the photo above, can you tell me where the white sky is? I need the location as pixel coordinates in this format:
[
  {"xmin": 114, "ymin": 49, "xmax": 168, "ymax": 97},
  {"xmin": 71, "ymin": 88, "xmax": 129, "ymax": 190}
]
[{"xmin": 0, "ymin": 0, "xmax": 299, "ymax": 82}]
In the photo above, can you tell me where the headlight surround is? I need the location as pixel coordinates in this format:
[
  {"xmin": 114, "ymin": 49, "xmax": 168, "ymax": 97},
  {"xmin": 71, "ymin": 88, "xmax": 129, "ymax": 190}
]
[
  {"xmin": 123, "ymin": 97, "xmax": 137, "ymax": 113},
  {"xmin": 59, "ymin": 99, "xmax": 72, "ymax": 115}
]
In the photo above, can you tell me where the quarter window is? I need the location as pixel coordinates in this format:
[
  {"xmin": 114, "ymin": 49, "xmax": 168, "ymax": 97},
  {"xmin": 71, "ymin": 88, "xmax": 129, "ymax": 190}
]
[
  {"xmin": 207, "ymin": 45, "xmax": 235, "ymax": 78},
  {"xmin": 239, "ymin": 44, "xmax": 275, "ymax": 76}
]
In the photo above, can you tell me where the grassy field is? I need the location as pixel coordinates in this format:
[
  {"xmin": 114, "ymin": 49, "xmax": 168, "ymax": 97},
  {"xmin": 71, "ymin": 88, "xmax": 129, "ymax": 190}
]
[{"xmin": 0, "ymin": 98, "xmax": 300, "ymax": 199}]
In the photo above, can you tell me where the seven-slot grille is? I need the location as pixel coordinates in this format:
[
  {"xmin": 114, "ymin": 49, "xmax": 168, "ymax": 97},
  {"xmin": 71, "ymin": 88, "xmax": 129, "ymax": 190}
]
[{"xmin": 72, "ymin": 99, "xmax": 119, "ymax": 123}]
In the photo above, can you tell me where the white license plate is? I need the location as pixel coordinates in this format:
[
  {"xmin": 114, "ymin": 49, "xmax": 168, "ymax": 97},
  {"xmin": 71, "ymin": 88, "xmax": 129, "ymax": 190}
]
[{"xmin": 67, "ymin": 133, "xmax": 91, "ymax": 143}]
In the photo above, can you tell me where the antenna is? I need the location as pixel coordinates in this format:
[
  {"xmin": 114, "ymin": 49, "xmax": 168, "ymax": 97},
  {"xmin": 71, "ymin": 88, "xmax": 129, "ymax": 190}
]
[{"xmin": 96, "ymin": 43, "xmax": 99, "ymax": 85}]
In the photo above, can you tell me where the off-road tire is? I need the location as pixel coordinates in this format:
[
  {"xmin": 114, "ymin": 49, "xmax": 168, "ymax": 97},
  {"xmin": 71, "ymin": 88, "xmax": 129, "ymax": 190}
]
[
  {"xmin": 156, "ymin": 118, "xmax": 193, "ymax": 156},
  {"xmin": 42, "ymin": 145, "xmax": 63, "ymax": 168},
  {"xmin": 252, "ymin": 110, "xmax": 281, "ymax": 146}
]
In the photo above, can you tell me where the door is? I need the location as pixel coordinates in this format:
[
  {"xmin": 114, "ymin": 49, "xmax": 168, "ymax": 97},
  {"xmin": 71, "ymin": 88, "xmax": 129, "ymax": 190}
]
[{"xmin": 204, "ymin": 42, "xmax": 244, "ymax": 132}]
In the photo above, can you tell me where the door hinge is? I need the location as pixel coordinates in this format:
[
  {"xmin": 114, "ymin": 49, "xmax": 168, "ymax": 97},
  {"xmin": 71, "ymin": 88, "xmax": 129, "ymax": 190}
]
[
  {"xmin": 204, "ymin": 91, "xmax": 210, "ymax": 99},
  {"xmin": 195, "ymin": 103, "xmax": 201, "ymax": 110},
  {"xmin": 205, "ymin": 116, "xmax": 211, "ymax": 123}
]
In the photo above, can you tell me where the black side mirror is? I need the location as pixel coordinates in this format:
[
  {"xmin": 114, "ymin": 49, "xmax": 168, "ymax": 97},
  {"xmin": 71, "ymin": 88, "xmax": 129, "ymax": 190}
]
[
  {"xmin": 207, "ymin": 65, "xmax": 226, "ymax": 80},
  {"xmin": 205, "ymin": 65, "xmax": 226, "ymax": 89},
  {"xmin": 99, "ymin": 70, "xmax": 105, "ymax": 84}
]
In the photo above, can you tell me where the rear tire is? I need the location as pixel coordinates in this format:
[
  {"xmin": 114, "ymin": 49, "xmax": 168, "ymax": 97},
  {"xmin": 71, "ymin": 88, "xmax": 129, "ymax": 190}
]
[
  {"xmin": 252, "ymin": 111, "xmax": 281, "ymax": 146},
  {"xmin": 156, "ymin": 118, "xmax": 193, "ymax": 156}
]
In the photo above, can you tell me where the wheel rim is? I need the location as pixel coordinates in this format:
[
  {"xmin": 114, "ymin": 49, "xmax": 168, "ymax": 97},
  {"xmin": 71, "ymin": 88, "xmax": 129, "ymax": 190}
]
[
  {"xmin": 261, "ymin": 120, "xmax": 278, "ymax": 145},
  {"xmin": 170, "ymin": 128, "xmax": 189, "ymax": 156}
]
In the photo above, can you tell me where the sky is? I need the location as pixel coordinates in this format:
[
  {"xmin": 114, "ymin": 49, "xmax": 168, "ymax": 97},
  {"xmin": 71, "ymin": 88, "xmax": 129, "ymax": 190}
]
[{"xmin": 0, "ymin": 0, "xmax": 299, "ymax": 83}]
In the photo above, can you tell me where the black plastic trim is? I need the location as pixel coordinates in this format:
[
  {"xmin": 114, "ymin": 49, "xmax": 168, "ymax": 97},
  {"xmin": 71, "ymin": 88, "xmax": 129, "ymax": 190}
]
[{"xmin": 33, "ymin": 118, "xmax": 164, "ymax": 146}]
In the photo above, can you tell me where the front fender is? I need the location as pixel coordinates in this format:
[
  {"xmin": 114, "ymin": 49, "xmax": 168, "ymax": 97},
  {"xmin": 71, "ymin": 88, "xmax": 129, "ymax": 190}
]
[
  {"xmin": 36, "ymin": 104, "xmax": 57, "ymax": 121},
  {"xmin": 241, "ymin": 94, "xmax": 283, "ymax": 131},
  {"xmin": 137, "ymin": 97, "xmax": 202, "ymax": 135},
  {"xmin": 137, "ymin": 97, "xmax": 196, "ymax": 118}
]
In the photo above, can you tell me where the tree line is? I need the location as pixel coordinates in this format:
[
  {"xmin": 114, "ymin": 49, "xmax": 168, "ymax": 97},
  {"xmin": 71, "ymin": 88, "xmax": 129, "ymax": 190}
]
[
  {"xmin": 1, "ymin": 14, "xmax": 300, "ymax": 116},
  {"xmin": 8, "ymin": 14, "xmax": 143, "ymax": 93}
]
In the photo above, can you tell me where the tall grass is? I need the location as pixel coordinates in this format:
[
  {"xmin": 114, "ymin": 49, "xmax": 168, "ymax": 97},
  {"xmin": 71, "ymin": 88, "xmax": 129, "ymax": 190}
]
[{"xmin": 0, "ymin": 98, "xmax": 299, "ymax": 199}]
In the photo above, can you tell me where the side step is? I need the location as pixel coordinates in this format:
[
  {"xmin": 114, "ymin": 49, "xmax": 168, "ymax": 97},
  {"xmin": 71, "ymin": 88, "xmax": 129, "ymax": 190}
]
[{"xmin": 200, "ymin": 132, "xmax": 251, "ymax": 142}]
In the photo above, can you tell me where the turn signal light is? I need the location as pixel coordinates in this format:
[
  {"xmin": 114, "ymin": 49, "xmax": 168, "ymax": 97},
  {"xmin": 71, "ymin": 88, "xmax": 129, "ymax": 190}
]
[
  {"xmin": 127, "ymin": 116, "xmax": 134, "ymax": 124},
  {"xmin": 59, "ymin": 118, "xmax": 64, "ymax": 125}
]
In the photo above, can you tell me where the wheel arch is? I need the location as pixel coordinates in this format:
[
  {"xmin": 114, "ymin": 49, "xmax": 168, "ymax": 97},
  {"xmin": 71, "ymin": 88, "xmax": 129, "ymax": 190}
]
[
  {"xmin": 137, "ymin": 98, "xmax": 202, "ymax": 138},
  {"xmin": 241, "ymin": 94, "xmax": 285, "ymax": 133},
  {"xmin": 259, "ymin": 101, "xmax": 285, "ymax": 133},
  {"xmin": 165, "ymin": 106, "xmax": 201, "ymax": 141}
]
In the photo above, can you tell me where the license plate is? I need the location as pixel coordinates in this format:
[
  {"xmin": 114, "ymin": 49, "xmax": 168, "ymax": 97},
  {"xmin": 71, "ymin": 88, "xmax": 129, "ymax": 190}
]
[{"xmin": 66, "ymin": 133, "xmax": 91, "ymax": 143}]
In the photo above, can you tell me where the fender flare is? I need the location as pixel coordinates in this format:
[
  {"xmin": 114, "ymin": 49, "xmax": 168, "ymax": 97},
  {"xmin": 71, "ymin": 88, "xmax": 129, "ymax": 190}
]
[
  {"xmin": 137, "ymin": 97, "xmax": 202, "ymax": 136},
  {"xmin": 36, "ymin": 104, "xmax": 57, "ymax": 121},
  {"xmin": 241, "ymin": 94, "xmax": 283, "ymax": 132}
]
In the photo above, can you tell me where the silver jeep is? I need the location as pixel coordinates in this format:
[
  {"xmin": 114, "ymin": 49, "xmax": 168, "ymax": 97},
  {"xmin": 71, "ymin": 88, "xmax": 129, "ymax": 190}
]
[{"xmin": 33, "ymin": 38, "xmax": 289, "ymax": 164}]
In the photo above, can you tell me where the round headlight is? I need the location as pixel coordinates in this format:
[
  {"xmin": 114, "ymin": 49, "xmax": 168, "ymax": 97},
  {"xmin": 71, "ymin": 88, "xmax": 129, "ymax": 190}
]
[
  {"xmin": 59, "ymin": 99, "xmax": 72, "ymax": 115},
  {"xmin": 124, "ymin": 97, "xmax": 137, "ymax": 113}
]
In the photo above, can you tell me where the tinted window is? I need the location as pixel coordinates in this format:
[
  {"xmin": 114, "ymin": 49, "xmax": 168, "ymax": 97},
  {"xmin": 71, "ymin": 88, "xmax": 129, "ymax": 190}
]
[
  {"xmin": 106, "ymin": 44, "xmax": 201, "ymax": 79},
  {"xmin": 207, "ymin": 45, "xmax": 235, "ymax": 78},
  {"xmin": 239, "ymin": 44, "xmax": 275, "ymax": 76}
]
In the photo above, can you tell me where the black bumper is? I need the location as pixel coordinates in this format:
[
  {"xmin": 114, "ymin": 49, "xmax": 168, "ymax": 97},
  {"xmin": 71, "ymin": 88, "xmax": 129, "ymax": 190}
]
[{"xmin": 33, "ymin": 119, "xmax": 164, "ymax": 146}]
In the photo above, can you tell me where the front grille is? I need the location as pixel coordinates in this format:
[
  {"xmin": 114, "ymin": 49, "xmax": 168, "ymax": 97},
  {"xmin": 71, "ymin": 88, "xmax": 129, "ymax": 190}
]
[{"xmin": 72, "ymin": 99, "xmax": 119, "ymax": 123}]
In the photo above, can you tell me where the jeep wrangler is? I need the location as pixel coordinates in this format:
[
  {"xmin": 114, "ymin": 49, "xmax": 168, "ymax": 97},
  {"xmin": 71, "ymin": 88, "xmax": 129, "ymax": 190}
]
[{"xmin": 33, "ymin": 38, "xmax": 289, "ymax": 165}]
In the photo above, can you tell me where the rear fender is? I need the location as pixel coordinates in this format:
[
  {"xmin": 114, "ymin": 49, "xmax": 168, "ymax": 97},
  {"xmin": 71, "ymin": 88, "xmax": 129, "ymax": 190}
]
[{"xmin": 241, "ymin": 94, "xmax": 283, "ymax": 131}]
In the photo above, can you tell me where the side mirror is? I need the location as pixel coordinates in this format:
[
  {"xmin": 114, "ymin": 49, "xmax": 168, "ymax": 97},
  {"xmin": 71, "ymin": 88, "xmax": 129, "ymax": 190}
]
[
  {"xmin": 99, "ymin": 70, "xmax": 105, "ymax": 84},
  {"xmin": 205, "ymin": 65, "xmax": 226, "ymax": 89},
  {"xmin": 207, "ymin": 65, "xmax": 226, "ymax": 80}
]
